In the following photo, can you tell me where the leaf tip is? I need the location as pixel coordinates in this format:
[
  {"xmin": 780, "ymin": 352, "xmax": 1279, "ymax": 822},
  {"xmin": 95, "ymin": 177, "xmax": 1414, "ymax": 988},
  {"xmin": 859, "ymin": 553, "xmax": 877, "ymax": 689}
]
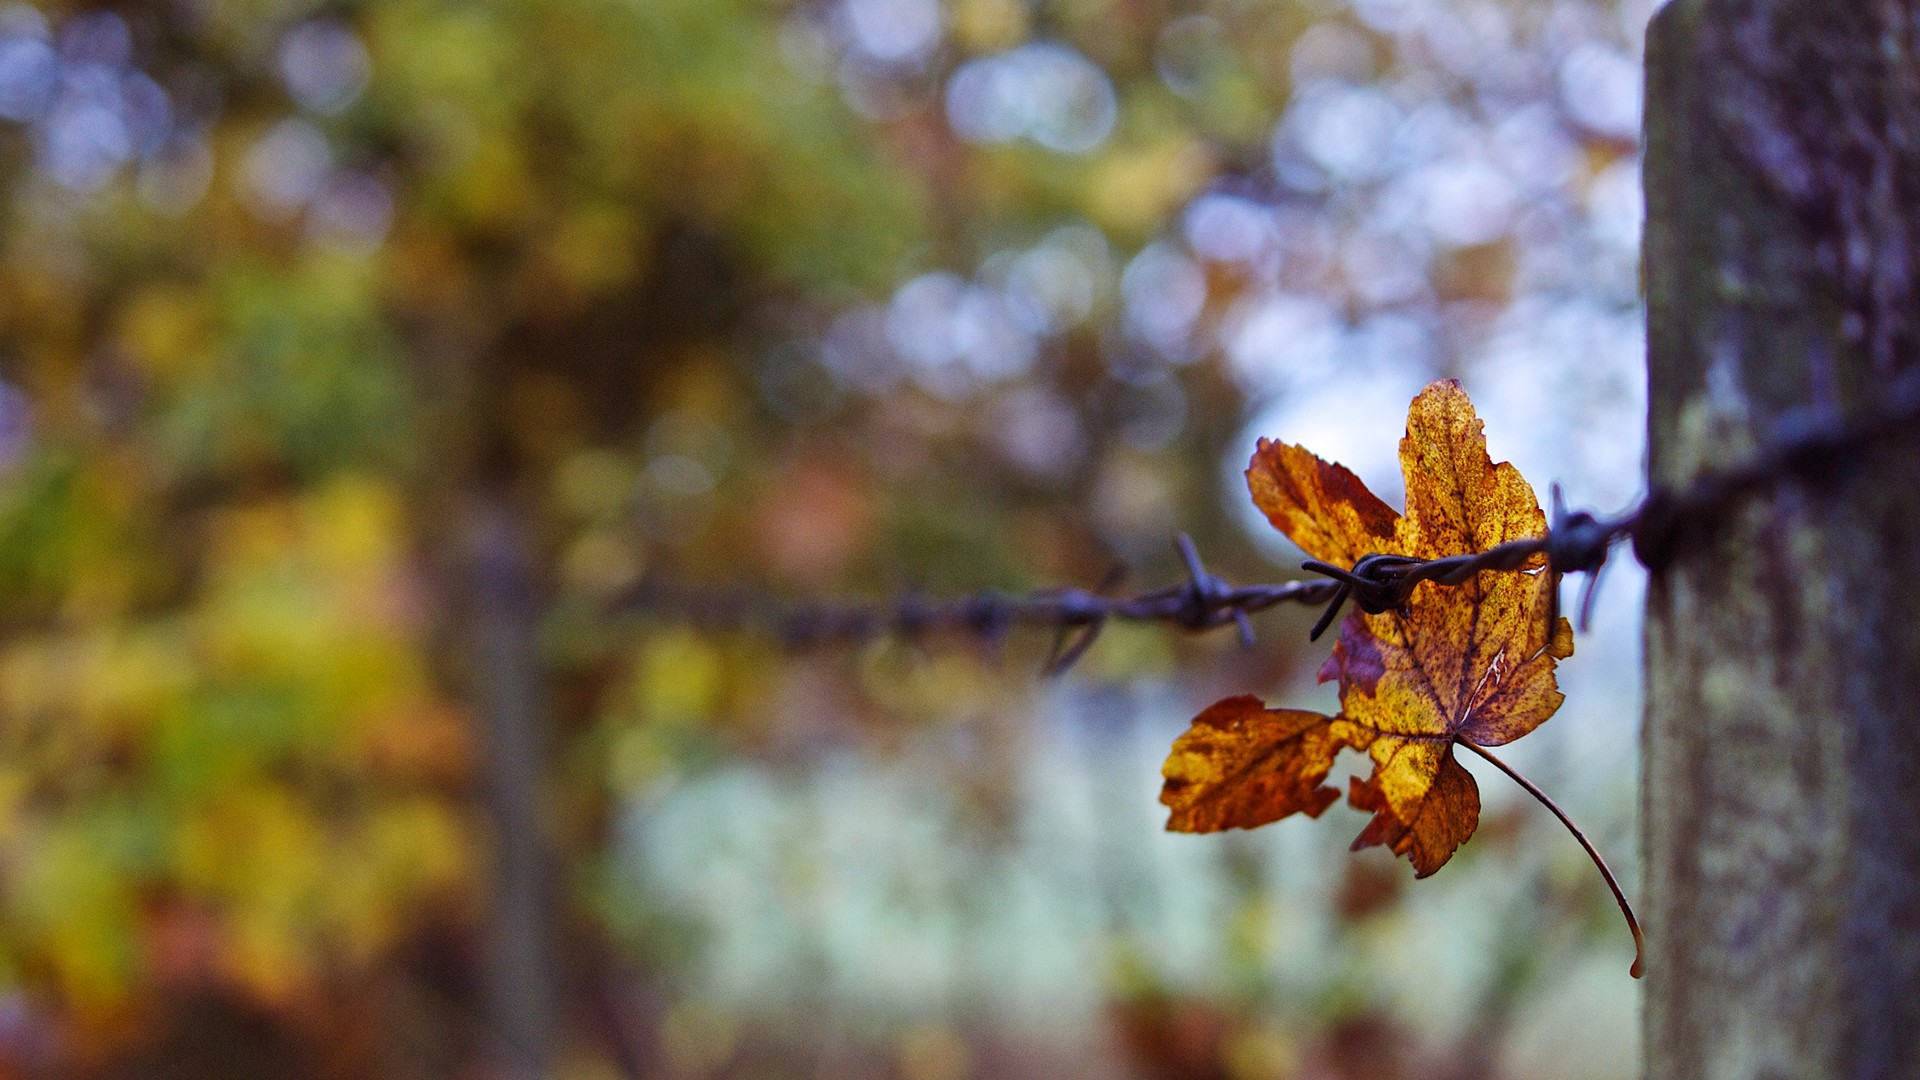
[{"xmin": 1549, "ymin": 615, "xmax": 1575, "ymax": 659}]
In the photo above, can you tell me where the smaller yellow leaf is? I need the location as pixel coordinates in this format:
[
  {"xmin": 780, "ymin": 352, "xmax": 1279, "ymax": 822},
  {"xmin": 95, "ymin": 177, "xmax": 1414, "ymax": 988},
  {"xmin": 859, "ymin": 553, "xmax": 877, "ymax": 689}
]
[
  {"xmin": 1346, "ymin": 755, "xmax": 1480, "ymax": 879},
  {"xmin": 1161, "ymin": 695, "xmax": 1348, "ymax": 833},
  {"xmin": 1245, "ymin": 438, "xmax": 1400, "ymax": 567}
]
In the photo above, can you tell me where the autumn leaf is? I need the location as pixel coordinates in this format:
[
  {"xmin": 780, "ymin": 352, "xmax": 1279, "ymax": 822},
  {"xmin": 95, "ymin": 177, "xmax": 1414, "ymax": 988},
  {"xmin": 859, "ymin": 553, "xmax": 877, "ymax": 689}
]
[
  {"xmin": 1161, "ymin": 381, "xmax": 1571, "ymax": 876},
  {"xmin": 1161, "ymin": 695, "xmax": 1344, "ymax": 832},
  {"xmin": 1345, "ymin": 765, "xmax": 1477, "ymax": 878},
  {"xmin": 1245, "ymin": 438, "xmax": 1399, "ymax": 567},
  {"xmin": 1160, "ymin": 379, "xmax": 1642, "ymax": 976},
  {"xmin": 1320, "ymin": 383, "xmax": 1570, "ymax": 875}
]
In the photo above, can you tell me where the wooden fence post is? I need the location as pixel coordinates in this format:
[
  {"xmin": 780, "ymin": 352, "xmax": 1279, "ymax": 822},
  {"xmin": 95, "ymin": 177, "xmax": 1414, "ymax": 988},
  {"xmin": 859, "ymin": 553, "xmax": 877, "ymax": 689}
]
[{"xmin": 1641, "ymin": 2, "xmax": 1920, "ymax": 1076}]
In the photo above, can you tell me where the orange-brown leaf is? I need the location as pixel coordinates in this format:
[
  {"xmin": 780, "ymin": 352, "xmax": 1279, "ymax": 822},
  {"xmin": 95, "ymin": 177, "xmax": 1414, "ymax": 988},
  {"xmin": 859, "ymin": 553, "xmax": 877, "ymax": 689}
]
[
  {"xmin": 1246, "ymin": 438, "xmax": 1400, "ymax": 566},
  {"xmin": 1346, "ymin": 755, "xmax": 1480, "ymax": 878},
  {"xmin": 1190, "ymin": 380, "xmax": 1574, "ymax": 879},
  {"xmin": 1321, "ymin": 567, "xmax": 1569, "ymax": 754},
  {"xmin": 1393, "ymin": 380, "xmax": 1551, "ymax": 565},
  {"xmin": 1161, "ymin": 695, "xmax": 1348, "ymax": 833},
  {"xmin": 1317, "ymin": 381, "xmax": 1571, "ymax": 872}
]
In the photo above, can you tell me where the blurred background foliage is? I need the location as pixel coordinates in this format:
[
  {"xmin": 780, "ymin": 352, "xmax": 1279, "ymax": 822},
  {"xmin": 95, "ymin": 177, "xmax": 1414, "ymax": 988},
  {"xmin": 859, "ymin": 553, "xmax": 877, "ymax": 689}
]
[{"xmin": 0, "ymin": 0, "xmax": 1651, "ymax": 1076}]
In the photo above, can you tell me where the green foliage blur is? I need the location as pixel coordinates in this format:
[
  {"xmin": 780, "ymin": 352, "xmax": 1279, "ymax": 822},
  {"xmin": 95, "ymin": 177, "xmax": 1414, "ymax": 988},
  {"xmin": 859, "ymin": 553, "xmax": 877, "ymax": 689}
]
[{"xmin": 0, "ymin": 0, "xmax": 1648, "ymax": 1076}]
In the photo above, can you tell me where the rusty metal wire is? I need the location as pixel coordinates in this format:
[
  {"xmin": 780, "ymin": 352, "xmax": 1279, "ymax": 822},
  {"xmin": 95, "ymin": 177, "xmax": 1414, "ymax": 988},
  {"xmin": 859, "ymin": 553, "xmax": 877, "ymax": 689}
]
[
  {"xmin": 623, "ymin": 534, "xmax": 1341, "ymax": 675},
  {"xmin": 625, "ymin": 364, "xmax": 1920, "ymax": 671},
  {"xmin": 1627, "ymin": 363, "xmax": 1920, "ymax": 570},
  {"xmin": 1298, "ymin": 483, "xmax": 1626, "ymax": 641}
]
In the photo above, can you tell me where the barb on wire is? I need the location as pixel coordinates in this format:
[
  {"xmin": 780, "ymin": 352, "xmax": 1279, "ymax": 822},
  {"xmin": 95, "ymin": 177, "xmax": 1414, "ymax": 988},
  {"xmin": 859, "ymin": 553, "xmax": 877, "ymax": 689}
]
[
  {"xmin": 626, "ymin": 363, "xmax": 1920, "ymax": 669},
  {"xmin": 1297, "ymin": 485, "xmax": 1631, "ymax": 639},
  {"xmin": 1297, "ymin": 362, "xmax": 1920, "ymax": 635},
  {"xmin": 1627, "ymin": 363, "xmax": 1920, "ymax": 570},
  {"xmin": 620, "ymin": 534, "xmax": 1343, "ymax": 675}
]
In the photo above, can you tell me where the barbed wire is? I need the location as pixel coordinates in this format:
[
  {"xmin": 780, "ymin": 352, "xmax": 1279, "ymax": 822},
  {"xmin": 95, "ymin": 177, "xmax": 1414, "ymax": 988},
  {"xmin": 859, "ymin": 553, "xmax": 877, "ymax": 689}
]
[
  {"xmin": 624, "ymin": 534, "xmax": 1342, "ymax": 675},
  {"xmin": 624, "ymin": 363, "xmax": 1920, "ymax": 672}
]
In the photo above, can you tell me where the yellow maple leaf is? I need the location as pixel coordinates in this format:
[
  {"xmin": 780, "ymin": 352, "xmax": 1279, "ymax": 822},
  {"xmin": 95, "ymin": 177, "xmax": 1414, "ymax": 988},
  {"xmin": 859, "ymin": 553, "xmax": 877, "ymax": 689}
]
[
  {"xmin": 1160, "ymin": 379, "xmax": 1642, "ymax": 976},
  {"xmin": 1163, "ymin": 380, "xmax": 1571, "ymax": 876}
]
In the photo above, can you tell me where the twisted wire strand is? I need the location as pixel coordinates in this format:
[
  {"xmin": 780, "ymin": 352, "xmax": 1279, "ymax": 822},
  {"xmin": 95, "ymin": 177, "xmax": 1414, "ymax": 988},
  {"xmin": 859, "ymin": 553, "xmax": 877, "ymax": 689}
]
[
  {"xmin": 623, "ymin": 534, "xmax": 1342, "ymax": 675},
  {"xmin": 623, "ymin": 364, "xmax": 1920, "ymax": 669}
]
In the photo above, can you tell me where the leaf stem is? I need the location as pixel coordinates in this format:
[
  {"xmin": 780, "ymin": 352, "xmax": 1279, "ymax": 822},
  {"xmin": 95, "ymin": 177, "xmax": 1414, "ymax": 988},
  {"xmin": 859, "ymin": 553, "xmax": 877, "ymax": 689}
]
[{"xmin": 1458, "ymin": 738, "xmax": 1645, "ymax": 979}]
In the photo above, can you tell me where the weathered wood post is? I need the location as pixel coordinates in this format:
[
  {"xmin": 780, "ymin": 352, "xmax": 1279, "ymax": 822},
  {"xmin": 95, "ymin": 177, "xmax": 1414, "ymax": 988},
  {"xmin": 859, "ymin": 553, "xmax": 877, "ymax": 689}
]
[{"xmin": 1641, "ymin": 2, "xmax": 1920, "ymax": 1076}]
